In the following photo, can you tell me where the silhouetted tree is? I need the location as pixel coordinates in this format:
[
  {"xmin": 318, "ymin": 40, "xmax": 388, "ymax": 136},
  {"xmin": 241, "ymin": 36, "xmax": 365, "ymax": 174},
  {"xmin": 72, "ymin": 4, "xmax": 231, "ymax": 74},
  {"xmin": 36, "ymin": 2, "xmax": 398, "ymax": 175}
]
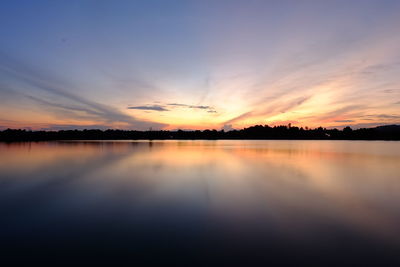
[{"xmin": 0, "ymin": 124, "xmax": 399, "ymax": 141}]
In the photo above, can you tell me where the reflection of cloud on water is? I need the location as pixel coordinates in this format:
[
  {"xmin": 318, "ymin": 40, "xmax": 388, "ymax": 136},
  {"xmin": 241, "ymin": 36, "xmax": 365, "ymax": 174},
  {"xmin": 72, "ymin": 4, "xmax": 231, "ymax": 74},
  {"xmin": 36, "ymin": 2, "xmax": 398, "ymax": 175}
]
[
  {"xmin": 0, "ymin": 140, "xmax": 399, "ymax": 246},
  {"xmin": 223, "ymin": 141, "xmax": 400, "ymax": 243}
]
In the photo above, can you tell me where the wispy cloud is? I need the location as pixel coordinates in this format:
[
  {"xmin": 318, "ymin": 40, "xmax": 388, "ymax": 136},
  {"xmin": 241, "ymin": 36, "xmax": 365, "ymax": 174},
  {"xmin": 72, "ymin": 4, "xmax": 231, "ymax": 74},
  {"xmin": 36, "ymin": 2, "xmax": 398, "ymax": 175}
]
[
  {"xmin": 0, "ymin": 53, "xmax": 167, "ymax": 130},
  {"xmin": 334, "ymin": 120, "xmax": 355, "ymax": 123},
  {"xmin": 224, "ymin": 111, "xmax": 252, "ymax": 125},
  {"xmin": 167, "ymin": 103, "xmax": 212, "ymax": 110},
  {"xmin": 128, "ymin": 102, "xmax": 217, "ymax": 113},
  {"xmin": 383, "ymin": 89, "xmax": 400, "ymax": 94},
  {"xmin": 224, "ymin": 95, "xmax": 311, "ymax": 125},
  {"xmin": 0, "ymin": 119, "xmax": 113, "ymax": 131},
  {"xmin": 314, "ymin": 105, "xmax": 364, "ymax": 122},
  {"xmin": 127, "ymin": 105, "xmax": 169, "ymax": 111},
  {"xmin": 373, "ymin": 114, "xmax": 400, "ymax": 119}
]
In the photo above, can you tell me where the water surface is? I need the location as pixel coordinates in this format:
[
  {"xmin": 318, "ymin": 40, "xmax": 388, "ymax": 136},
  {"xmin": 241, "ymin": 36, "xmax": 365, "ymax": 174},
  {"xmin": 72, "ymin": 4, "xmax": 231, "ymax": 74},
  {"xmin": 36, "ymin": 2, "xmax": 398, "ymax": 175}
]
[{"xmin": 1, "ymin": 140, "xmax": 399, "ymax": 265}]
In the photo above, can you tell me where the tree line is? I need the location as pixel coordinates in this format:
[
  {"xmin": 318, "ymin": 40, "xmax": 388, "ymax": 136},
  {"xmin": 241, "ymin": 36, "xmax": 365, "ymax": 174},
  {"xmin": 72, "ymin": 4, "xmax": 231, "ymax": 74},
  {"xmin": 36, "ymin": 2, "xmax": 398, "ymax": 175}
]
[{"xmin": 0, "ymin": 124, "xmax": 399, "ymax": 141}]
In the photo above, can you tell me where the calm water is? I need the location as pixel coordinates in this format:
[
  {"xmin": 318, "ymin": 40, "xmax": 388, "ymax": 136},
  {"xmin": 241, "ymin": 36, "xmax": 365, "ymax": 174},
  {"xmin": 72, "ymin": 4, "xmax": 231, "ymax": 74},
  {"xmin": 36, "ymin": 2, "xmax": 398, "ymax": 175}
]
[{"xmin": 1, "ymin": 140, "xmax": 400, "ymax": 265}]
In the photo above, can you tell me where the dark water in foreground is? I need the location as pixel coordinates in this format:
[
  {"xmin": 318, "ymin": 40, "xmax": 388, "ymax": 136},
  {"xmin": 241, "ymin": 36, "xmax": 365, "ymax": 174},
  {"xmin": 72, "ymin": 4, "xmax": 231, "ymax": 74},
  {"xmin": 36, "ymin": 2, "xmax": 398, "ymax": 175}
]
[{"xmin": 0, "ymin": 140, "xmax": 400, "ymax": 266}]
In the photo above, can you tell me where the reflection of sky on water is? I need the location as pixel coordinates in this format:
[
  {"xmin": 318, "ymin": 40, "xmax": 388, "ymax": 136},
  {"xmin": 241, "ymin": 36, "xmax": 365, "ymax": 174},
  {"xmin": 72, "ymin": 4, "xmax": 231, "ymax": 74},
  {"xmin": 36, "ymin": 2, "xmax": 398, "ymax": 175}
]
[{"xmin": 0, "ymin": 140, "xmax": 399, "ymax": 265}]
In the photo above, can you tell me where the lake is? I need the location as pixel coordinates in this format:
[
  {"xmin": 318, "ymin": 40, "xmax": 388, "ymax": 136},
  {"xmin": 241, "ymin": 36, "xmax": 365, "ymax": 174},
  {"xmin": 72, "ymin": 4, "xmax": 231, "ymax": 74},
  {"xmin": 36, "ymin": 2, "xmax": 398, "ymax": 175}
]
[{"xmin": 1, "ymin": 140, "xmax": 400, "ymax": 265}]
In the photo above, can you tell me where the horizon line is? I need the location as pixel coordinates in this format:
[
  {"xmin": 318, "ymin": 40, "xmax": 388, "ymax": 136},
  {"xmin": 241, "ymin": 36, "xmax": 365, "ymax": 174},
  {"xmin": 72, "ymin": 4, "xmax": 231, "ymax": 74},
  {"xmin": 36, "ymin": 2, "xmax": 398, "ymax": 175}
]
[{"xmin": 2, "ymin": 123, "xmax": 399, "ymax": 132}]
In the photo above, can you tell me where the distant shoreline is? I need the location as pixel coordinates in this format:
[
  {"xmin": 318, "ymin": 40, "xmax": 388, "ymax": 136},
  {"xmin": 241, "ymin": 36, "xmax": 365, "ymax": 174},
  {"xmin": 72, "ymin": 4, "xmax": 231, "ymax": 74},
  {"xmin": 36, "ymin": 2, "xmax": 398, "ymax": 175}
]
[{"xmin": 1, "ymin": 124, "xmax": 399, "ymax": 141}]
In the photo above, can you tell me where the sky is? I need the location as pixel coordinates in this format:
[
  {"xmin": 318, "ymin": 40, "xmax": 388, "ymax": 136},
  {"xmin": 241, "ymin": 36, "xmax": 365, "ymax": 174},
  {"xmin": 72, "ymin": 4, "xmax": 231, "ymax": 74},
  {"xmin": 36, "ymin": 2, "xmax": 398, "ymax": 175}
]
[{"xmin": 0, "ymin": 0, "xmax": 400, "ymax": 130}]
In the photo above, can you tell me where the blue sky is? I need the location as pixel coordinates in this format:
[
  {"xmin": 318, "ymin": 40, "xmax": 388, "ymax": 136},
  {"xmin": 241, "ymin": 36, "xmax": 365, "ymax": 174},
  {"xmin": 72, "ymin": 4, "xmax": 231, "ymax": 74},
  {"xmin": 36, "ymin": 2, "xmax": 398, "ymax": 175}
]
[{"xmin": 1, "ymin": 0, "xmax": 399, "ymax": 130}]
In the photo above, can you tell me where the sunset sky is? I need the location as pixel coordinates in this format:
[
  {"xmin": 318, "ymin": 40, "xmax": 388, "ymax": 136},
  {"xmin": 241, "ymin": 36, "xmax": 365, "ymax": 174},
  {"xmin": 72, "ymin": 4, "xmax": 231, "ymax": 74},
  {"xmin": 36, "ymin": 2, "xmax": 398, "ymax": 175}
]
[{"xmin": 0, "ymin": 0, "xmax": 399, "ymax": 130}]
